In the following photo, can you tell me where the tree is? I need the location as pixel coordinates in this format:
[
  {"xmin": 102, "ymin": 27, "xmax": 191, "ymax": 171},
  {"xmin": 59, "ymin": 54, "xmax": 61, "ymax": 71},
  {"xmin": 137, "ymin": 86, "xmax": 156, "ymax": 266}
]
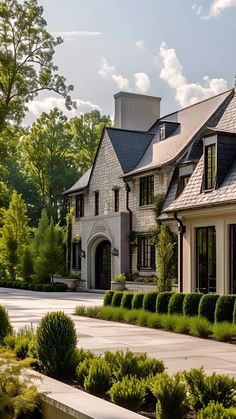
[
  {"xmin": 0, "ymin": 0, "xmax": 74, "ymax": 129},
  {"xmin": 0, "ymin": 190, "xmax": 30, "ymax": 279},
  {"xmin": 32, "ymin": 208, "xmax": 49, "ymax": 255},
  {"xmin": 69, "ymin": 110, "xmax": 112, "ymax": 173},
  {"xmin": 20, "ymin": 108, "xmax": 77, "ymax": 221},
  {"xmin": 34, "ymin": 218, "xmax": 64, "ymax": 284},
  {"xmin": 156, "ymin": 225, "xmax": 178, "ymax": 292}
]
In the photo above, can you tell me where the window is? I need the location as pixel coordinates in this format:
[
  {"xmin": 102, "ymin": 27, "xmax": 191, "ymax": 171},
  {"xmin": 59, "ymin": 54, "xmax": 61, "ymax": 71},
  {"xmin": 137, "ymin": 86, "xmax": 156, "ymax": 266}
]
[
  {"xmin": 196, "ymin": 227, "xmax": 216, "ymax": 293},
  {"xmin": 230, "ymin": 225, "xmax": 236, "ymax": 294},
  {"xmin": 205, "ymin": 144, "xmax": 216, "ymax": 189},
  {"xmin": 114, "ymin": 189, "xmax": 119, "ymax": 212},
  {"xmin": 160, "ymin": 124, "xmax": 165, "ymax": 140},
  {"xmin": 72, "ymin": 241, "xmax": 81, "ymax": 270},
  {"xmin": 95, "ymin": 191, "xmax": 99, "ymax": 215},
  {"xmin": 75, "ymin": 194, "xmax": 84, "ymax": 218},
  {"xmin": 137, "ymin": 236, "xmax": 155, "ymax": 271},
  {"xmin": 177, "ymin": 175, "xmax": 191, "ymax": 197},
  {"xmin": 140, "ymin": 175, "xmax": 154, "ymax": 206}
]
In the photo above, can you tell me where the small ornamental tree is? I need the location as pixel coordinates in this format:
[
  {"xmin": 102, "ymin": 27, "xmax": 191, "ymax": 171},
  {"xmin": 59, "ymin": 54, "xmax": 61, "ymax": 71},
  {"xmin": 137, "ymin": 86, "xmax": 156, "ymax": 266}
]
[
  {"xmin": 156, "ymin": 225, "xmax": 178, "ymax": 292},
  {"xmin": 34, "ymin": 218, "xmax": 64, "ymax": 284},
  {"xmin": 0, "ymin": 191, "xmax": 30, "ymax": 279}
]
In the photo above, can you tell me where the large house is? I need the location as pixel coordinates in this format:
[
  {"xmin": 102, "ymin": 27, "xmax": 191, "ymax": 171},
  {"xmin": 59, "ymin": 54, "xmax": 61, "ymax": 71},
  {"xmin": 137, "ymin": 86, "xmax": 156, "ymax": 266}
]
[
  {"xmin": 165, "ymin": 86, "xmax": 236, "ymax": 295},
  {"xmin": 64, "ymin": 88, "xmax": 234, "ymax": 292}
]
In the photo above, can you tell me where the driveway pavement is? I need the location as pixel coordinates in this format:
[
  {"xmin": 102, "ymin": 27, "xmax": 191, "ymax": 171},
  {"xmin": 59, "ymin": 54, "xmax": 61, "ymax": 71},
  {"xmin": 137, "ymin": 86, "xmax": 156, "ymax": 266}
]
[{"xmin": 0, "ymin": 288, "xmax": 236, "ymax": 377}]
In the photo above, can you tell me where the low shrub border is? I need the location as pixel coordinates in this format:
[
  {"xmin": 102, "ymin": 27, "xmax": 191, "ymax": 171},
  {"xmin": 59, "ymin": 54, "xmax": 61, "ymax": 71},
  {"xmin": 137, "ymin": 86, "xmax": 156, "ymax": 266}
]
[
  {"xmin": 183, "ymin": 292, "xmax": 203, "ymax": 317},
  {"xmin": 198, "ymin": 294, "xmax": 219, "ymax": 323},
  {"xmin": 0, "ymin": 280, "xmax": 67, "ymax": 292},
  {"xmin": 215, "ymin": 295, "xmax": 236, "ymax": 323},
  {"xmin": 75, "ymin": 305, "xmax": 236, "ymax": 343}
]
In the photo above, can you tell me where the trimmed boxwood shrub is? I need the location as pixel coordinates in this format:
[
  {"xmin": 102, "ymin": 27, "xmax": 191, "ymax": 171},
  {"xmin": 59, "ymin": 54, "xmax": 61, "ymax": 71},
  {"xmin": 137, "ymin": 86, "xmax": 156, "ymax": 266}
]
[
  {"xmin": 34, "ymin": 284, "xmax": 43, "ymax": 291},
  {"xmin": 233, "ymin": 300, "xmax": 236, "ymax": 323},
  {"xmin": 132, "ymin": 292, "xmax": 145, "ymax": 310},
  {"xmin": 43, "ymin": 284, "xmax": 54, "ymax": 292},
  {"xmin": 111, "ymin": 291, "xmax": 123, "ymax": 307},
  {"xmin": 29, "ymin": 283, "xmax": 36, "ymax": 291},
  {"xmin": 183, "ymin": 293, "xmax": 203, "ymax": 317},
  {"xmin": 168, "ymin": 293, "xmax": 187, "ymax": 315},
  {"xmin": 103, "ymin": 290, "xmax": 115, "ymax": 306},
  {"xmin": 198, "ymin": 294, "xmax": 219, "ymax": 322},
  {"xmin": 215, "ymin": 295, "xmax": 236, "ymax": 323},
  {"xmin": 54, "ymin": 282, "xmax": 67, "ymax": 292},
  {"xmin": 156, "ymin": 291, "xmax": 175, "ymax": 314},
  {"xmin": 6, "ymin": 281, "xmax": 12, "ymax": 288},
  {"xmin": 143, "ymin": 292, "xmax": 158, "ymax": 312},
  {"xmin": 121, "ymin": 292, "xmax": 134, "ymax": 310},
  {"xmin": 21, "ymin": 282, "xmax": 29, "ymax": 290}
]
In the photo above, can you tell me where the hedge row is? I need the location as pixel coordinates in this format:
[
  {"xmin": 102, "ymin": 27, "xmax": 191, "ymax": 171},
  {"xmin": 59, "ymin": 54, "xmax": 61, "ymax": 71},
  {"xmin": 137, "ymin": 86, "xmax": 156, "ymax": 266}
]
[
  {"xmin": 104, "ymin": 291, "xmax": 236, "ymax": 324},
  {"xmin": 0, "ymin": 280, "xmax": 67, "ymax": 292}
]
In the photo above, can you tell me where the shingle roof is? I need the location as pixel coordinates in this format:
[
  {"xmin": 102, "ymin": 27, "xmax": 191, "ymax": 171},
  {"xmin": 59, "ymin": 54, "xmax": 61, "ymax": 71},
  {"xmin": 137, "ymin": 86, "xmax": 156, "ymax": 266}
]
[
  {"xmin": 124, "ymin": 89, "xmax": 233, "ymax": 176},
  {"xmin": 106, "ymin": 127, "xmax": 154, "ymax": 173},
  {"xmin": 63, "ymin": 168, "xmax": 92, "ymax": 195},
  {"xmin": 165, "ymin": 91, "xmax": 236, "ymax": 213}
]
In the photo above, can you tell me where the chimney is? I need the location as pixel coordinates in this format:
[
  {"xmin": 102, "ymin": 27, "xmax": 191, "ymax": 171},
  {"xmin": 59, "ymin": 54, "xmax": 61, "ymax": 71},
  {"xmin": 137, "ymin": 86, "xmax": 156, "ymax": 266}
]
[{"xmin": 114, "ymin": 91, "xmax": 161, "ymax": 131}]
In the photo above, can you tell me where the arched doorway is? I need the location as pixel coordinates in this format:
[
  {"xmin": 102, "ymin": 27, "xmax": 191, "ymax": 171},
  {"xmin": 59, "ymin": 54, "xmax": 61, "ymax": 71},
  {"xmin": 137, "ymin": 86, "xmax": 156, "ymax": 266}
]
[{"xmin": 95, "ymin": 240, "xmax": 111, "ymax": 289}]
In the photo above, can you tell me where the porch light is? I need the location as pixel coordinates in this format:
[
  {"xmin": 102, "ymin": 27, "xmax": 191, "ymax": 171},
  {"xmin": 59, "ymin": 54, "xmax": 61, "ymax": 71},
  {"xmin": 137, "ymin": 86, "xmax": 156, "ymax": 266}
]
[
  {"xmin": 111, "ymin": 248, "xmax": 119, "ymax": 256},
  {"xmin": 80, "ymin": 249, "xmax": 86, "ymax": 258}
]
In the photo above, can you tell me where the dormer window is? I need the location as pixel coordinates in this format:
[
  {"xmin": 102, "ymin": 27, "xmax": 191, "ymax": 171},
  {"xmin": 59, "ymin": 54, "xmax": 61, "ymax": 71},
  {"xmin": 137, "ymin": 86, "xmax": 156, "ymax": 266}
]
[
  {"xmin": 205, "ymin": 144, "xmax": 216, "ymax": 190},
  {"xmin": 160, "ymin": 124, "xmax": 165, "ymax": 140}
]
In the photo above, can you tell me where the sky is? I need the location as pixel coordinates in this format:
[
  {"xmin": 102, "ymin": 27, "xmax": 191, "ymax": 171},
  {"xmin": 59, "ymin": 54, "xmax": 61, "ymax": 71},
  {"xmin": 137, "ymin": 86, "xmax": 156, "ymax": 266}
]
[{"xmin": 25, "ymin": 0, "xmax": 236, "ymax": 124}]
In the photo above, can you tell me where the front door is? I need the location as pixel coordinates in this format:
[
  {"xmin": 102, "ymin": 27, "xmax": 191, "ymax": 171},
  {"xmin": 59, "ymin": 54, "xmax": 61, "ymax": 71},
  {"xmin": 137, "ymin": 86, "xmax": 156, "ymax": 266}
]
[{"xmin": 95, "ymin": 240, "xmax": 111, "ymax": 290}]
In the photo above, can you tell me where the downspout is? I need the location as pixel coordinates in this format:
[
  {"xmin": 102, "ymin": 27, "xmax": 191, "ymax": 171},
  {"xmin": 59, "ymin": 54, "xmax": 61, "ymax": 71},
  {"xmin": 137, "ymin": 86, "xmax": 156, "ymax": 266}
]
[
  {"xmin": 173, "ymin": 212, "xmax": 186, "ymax": 293},
  {"xmin": 123, "ymin": 178, "xmax": 132, "ymax": 274}
]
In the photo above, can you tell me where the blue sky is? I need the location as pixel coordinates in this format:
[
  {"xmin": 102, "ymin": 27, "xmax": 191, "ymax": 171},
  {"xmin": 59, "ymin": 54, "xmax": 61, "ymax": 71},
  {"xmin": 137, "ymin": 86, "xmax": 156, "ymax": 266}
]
[{"xmin": 26, "ymin": 0, "xmax": 236, "ymax": 122}]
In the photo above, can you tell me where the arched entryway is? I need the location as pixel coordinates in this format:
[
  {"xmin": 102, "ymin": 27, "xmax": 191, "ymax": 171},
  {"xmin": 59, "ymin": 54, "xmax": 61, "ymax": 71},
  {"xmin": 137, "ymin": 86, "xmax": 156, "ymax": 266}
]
[{"xmin": 95, "ymin": 240, "xmax": 111, "ymax": 290}]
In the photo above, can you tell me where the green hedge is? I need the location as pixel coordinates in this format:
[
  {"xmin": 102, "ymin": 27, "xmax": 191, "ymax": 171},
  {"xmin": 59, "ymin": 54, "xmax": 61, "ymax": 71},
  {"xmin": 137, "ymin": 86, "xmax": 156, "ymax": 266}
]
[
  {"xmin": 121, "ymin": 292, "xmax": 134, "ymax": 310},
  {"xmin": 183, "ymin": 293, "xmax": 203, "ymax": 317},
  {"xmin": 233, "ymin": 300, "xmax": 236, "ymax": 323},
  {"xmin": 156, "ymin": 291, "xmax": 175, "ymax": 314},
  {"xmin": 215, "ymin": 295, "xmax": 236, "ymax": 323},
  {"xmin": 168, "ymin": 293, "xmax": 186, "ymax": 315},
  {"xmin": 143, "ymin": 292, "xmax": 158, "ymax": 312},
  {"xmin": 198, "ymin": 294, "xmax": 219, "ymax": 322},
  {"xmin": 103, "ymin": 290, "xmax": 115, "ymax": 306},
  {"xmin": 132, "ymin": 293, "xmax": 145, "ymax": 310},
  {"xmin": 111, "ymin": 291, "xmax": 124, "ymax": 307},
  {"xmin": 0, "ymin": 279, "xmax": 68, "ymax": 292}
]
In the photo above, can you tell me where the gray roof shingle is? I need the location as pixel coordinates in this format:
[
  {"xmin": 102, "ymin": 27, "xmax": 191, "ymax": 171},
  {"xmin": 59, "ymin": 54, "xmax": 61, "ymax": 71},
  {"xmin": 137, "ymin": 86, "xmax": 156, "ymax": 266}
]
[
  {"xmin": 63, "ymin": 168, "xmax": 92, "ymax": 195},
  {"xmin": 106, "ymin": 127, "xmax": 154, "ymax": 173}
]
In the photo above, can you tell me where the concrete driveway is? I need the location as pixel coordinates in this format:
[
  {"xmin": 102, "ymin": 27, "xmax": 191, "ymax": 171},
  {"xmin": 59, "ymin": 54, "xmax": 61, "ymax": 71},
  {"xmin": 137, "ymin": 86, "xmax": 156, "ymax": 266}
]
[{"xmin": 0, "ymin": 288, "xmax": 236, "ymax": 377}]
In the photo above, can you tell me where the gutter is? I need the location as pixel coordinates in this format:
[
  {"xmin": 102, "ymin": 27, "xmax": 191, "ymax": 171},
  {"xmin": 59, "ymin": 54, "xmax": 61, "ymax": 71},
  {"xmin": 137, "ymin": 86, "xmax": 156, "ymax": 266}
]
[
  {"xmin": 123, "ymin": 178, "xmax": 133, "ymax": 274},
  {"xmin": 173, "ymin": 212, "xmax": 186, "ymax": 293}
]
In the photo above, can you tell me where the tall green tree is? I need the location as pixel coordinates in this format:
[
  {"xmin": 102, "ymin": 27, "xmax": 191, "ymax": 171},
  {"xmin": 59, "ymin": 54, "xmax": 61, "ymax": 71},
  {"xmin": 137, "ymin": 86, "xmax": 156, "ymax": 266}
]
[
  {"xmin": 34, "ymin": 218, "xmax": 64, "ymax": 284},
  {"xmin": 20, "ymin": 108, "xmax": 77, "ymax": 222},
  {"xmin": 156, "ymin": 225, "xmax": 178, "ymax": 292},
  {"xmin": 0, "ymin": 190, "xmax": 30, "ymax": 279},
  {"xmin": 0, "ymin": 0, "xmax": 74, "ymax": 129},
  {"xmin": 69, "ymin": 110, "xmax": 112, "ymax": 173}
]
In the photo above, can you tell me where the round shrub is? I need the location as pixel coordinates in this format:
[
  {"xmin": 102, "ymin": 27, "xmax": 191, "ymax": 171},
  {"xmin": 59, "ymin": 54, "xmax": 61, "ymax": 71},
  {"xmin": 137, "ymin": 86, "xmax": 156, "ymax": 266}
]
[
  {"xmin": 21, "ymin": 282, "xmax": 29, "ymax": 289},
  {"xmin": 34, "ymin": 284, "xmax": 43, "ymax": 291},
  {"xmin": 43, "ymin": 284, "xmax": 54, "ymax": 292},
  {"xmin": 132, "ymin": 292, "xmax": 145, "ymax": 309},
  {"xmin": 54, "ymin": 282, "xmax": 67, "ymax": 292},
  {"xmin": 156, "ymin": 291, "xmax": 175, "ymax": 314},
  {"xmin": 143, "ymin": 292, "xmax": 158, "ymax": 312},
  {"xmin": 103, "ymin": 290, "xmax": 115, "ymax": 306},
  {"xmin": 197, "ymin": 402, "xmax": 236, "ymax": 419},
  {"xmin": 121, "ymin": 292, "xmax": 134, "ymax": 310},
  {"xmin": 110, "ymin": 376, "xmax": 146, "ymax": 411},
  {"xmin": 84, "ymin": 358, "xmax": 111, "ymax": 396},
  {"xmin": 111, "ymin": 291, "xmax": 123, "ymax": 307},
  {"xmin": 168, "ymin": 293, "xmax": 186, "ymax": 315},
  {"xmin": 183, "ymin": 293, "xmax": 203, "ymax": 317},
  {"xmin": 36, "ymin": 311, "xmax": 77, "ymax": 377},
  {"xmin": 0, "ymin": 305, "xmax": 12, "ymax": 342},
  {"xmin": 198, "ymin": 294, "xmax": 219, "ymax": 322},
  {"xmin": 215, "ymin": 295, "xmax": 236, "ymax": 323},
  {"xmin": 29, "ymin": 283, "xmax": 36, "ymax": 291}
]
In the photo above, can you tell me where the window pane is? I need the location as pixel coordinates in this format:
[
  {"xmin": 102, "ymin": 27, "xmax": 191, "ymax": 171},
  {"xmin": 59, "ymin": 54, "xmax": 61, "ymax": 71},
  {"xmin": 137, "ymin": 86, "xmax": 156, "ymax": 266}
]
[{"xmin": 196, "ymin": 227, "xmax": 216, "ymax": 293}]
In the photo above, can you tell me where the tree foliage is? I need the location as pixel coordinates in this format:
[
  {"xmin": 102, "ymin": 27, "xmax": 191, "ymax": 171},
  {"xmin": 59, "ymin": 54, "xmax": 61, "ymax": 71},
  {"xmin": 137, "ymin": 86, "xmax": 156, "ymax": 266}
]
[{"xmin": 0, "ymin": 0, "xmax": 74, "ymax": 129}]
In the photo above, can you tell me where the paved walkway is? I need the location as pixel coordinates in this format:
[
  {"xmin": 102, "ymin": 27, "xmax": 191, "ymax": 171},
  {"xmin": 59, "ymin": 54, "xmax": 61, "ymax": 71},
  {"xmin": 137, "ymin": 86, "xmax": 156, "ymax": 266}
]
[{"xmin": 1, "ymin": 288, "xmax": 236, "ymax": 377}]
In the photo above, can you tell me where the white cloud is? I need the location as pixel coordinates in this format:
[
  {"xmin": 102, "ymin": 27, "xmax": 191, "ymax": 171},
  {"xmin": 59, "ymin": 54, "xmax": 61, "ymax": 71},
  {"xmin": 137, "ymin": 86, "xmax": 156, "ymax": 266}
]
[
  {"xmin": 134, "ymin": 73, "xmax": 150, "ymax": 93},
  {"xmin": 159, "ymin": 42, "xmax": 228, "ymax": 108},
  {"xmin": 136, "ymin": 40, "xmax": 145, "ymax": 50},
  {"xmin": 204, "ymin": 0, "xmax": 236, "ymax": 18},
  {"xmin": 98, "ymin": 57, "xmax": 116, "ymax": 77},
  {"xmin": 51, "ymin": 31, "xmax": 103, "ymax": 41},
  {"xmin": 112, "ymin": 74, "xmax": 129, "ymax": 90},
  {"xmin": 191, "ymin": 3, "xmax": 202, "ymax": 15},
  {"xmin": 27, "ymin": 97, "xmax": 101, "ymax": 117}
]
